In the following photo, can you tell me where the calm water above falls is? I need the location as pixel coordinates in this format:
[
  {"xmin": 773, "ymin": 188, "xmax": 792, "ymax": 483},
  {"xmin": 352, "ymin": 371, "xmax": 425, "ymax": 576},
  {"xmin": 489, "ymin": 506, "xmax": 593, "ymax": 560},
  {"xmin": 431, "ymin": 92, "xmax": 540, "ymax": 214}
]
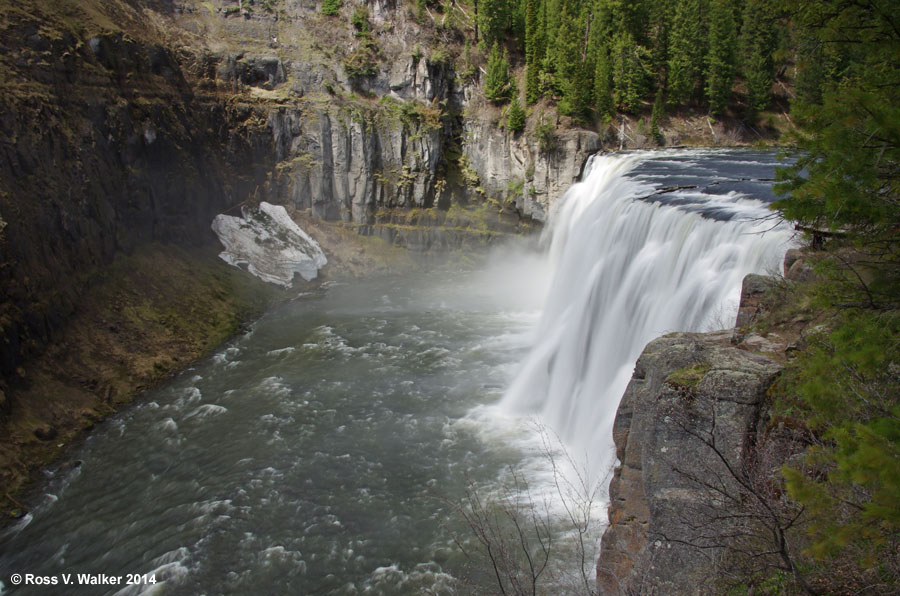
[{"xmin": 0, "ymin": 149, "xmax": 793, "ymax": 595}]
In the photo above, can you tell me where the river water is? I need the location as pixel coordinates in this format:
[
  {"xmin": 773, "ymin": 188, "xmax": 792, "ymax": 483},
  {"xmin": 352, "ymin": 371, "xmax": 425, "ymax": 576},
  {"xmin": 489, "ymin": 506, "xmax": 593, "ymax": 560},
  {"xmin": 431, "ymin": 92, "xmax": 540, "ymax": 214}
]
[{"xmin": 0, "ymin": 149, "xmax": 794, "ymax": 595}]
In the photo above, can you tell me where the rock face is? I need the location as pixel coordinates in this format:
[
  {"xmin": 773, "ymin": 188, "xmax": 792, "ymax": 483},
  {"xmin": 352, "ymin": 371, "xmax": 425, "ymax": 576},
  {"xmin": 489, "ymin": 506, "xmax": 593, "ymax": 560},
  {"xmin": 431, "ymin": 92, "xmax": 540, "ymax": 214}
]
[
  {"xmin": 266, "ymin": 106, "xmax": 446, "ymax": 222},
  {"xmin": 597, "ymin": 329, "xmax": 782, "ymax": 595},
  {"xmin": 462, "ymin": 118, "xmax": 601, "ymax": 221},
  {"xmin": 734, "ymin": 273, "xmax": 777, "ymax": 330},
  {"xmin": 0, "ymin": 25, "xmax": 277, "ymax": 386}
]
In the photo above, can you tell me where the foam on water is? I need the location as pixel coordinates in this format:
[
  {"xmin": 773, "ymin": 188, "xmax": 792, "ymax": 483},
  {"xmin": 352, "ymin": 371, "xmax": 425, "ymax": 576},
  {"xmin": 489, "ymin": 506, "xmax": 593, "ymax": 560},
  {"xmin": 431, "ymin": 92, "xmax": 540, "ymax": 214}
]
[{"xmin": 502, "ymin": 150, "xmax": 794, "ymax": 483}]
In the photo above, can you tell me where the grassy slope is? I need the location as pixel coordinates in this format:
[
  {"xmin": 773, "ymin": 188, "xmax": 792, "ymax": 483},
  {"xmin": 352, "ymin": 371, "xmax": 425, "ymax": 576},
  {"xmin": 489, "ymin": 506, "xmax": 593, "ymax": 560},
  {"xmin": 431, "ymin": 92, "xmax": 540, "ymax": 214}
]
[{"xmin": 0, "ymin": 244, "xmax": 280, "ymax": 515}]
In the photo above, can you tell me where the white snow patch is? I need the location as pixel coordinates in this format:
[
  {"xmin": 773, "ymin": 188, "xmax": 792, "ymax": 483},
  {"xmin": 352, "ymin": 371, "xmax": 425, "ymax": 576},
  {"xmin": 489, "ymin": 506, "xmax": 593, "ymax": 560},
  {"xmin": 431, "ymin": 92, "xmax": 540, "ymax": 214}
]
[{"xmin": 211, "ymin": 202, "xmax": 327, "ymax": 287}]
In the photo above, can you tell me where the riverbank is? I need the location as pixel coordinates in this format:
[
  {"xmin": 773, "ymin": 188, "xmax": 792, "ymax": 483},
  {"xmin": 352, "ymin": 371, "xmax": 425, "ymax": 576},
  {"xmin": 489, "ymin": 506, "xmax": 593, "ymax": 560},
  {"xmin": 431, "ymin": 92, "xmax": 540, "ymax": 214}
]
[{"xmin": 0, "ymin": 216, "xmax": 423, "ymax": 521}]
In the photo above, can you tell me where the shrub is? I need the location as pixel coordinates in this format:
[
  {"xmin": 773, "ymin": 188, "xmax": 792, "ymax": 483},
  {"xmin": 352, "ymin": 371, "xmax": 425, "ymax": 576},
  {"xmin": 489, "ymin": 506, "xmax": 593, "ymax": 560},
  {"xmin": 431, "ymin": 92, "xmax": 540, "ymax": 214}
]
[{"xmin": 321, "ymin": 0, "xmax": 342, "ymax": 16}]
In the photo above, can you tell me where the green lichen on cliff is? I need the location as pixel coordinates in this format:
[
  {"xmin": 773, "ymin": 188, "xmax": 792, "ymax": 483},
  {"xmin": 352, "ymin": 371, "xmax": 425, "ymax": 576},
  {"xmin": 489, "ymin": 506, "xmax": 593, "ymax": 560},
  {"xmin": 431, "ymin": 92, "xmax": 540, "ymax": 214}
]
[{"xmin": 665, "ymin": 362, "xmax": 711, "ymax": 393}]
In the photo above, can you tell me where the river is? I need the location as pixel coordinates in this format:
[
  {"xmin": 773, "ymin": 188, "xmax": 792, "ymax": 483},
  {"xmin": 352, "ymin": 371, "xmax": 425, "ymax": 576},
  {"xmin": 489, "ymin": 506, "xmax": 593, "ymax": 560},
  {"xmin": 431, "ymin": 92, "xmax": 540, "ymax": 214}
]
[{"xmin": 0, "ymin": 149, "xmax": 794, "ymax": 595}]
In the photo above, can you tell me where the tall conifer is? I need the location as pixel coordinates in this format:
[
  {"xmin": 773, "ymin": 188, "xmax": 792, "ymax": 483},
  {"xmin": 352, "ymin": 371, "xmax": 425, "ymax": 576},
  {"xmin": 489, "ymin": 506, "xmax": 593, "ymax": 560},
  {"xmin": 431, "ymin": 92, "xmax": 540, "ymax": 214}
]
[
  {"xmin": 484, "ymin": 41, "xmax": 513, "ymax": 104},
  {"xmin": 705, "ymin": 0, "xmax": 736, "ymax": 115}
]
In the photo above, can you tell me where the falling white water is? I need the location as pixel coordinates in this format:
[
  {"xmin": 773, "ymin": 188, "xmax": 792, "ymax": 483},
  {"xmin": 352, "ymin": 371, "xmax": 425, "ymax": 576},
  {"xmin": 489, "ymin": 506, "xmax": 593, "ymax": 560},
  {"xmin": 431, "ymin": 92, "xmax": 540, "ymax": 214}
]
[{"xmin": 501, "ymin": 150, "xmax": 795, "ymax": 481}]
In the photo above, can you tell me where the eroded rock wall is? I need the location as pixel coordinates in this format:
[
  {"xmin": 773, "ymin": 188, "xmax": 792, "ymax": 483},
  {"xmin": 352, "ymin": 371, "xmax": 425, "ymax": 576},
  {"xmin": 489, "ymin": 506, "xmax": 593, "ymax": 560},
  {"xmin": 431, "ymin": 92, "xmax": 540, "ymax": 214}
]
[
  {"xmin": 266, "ymin": 105, "xmax": 446, "ymax": 222},
  {"xmin": 597, "ymin": 330, "xmax": 781, "ymax": 595},
  {"xmin": 0, "ymin": 25, "xmax": 276, "ymax": 387},
  {"xmin": 462, "ymin": 118, "xmax": 601, "ymax": 221}
]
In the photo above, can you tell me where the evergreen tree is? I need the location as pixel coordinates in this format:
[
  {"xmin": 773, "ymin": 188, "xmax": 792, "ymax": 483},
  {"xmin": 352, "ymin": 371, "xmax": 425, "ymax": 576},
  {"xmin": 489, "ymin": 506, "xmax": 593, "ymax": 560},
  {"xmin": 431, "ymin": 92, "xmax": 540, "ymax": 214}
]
[
  {"xmin": 479, "ymin": 0, "xmax": 510, "ymax": 48},
  {"xmin": 507, "ymin": 95, "xmax": 526, "ymax": 132},
  {"xmin": 667, "ymin": 0, "xmax": 706, "ymax": 105},
  {"xmin": 510, "ymin": 0, "xmax": 526, "ymax": 47},
  {"xmin": 647, "ymin": 0, "xmax": 673, "ymax": 77},
  {"xmin": 525, "ymin": 0, "xmax": 540, "ymax": 104},
  {"xmin": 612, "ymin": 30, "xmax": 650, "ymax": 114},
  {"xmin": 543, "ymin": 0, "xmax": 562, "ymax": 66},
  {"xmin": 705, "ymin": 0, "xmax": 736, "ymax": 115},
  {"xmin": 740, "ymin": 0, "xmax": 779, "ymax": 120},
  {"xmin": 554, "ymin": 4, "xmax": 590, "ymax": 119},
  {"xmin": 774, "ymin": 2, "xmax": 900, "ymax": 586},
  {"xmin": 321, "ymin": 0, "xmax": 342, "ymax": 15},
  {"xmin": 483, "ymin": 42, "xmax": 513, "ymax": 104},
  {"xmin": 594, "ymin": 42, "xmax": 614, "ymax": 119}
]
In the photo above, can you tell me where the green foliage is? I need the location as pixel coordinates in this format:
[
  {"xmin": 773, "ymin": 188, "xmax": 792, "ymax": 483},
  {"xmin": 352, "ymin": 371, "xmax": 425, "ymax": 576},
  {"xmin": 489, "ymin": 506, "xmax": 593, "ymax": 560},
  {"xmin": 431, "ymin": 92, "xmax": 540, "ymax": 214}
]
[
  {"xmin": 774, "ymin": 0, "xmax": 900, "ymax": 307},
  {"xmin": 321, "ymin": 0, "xmax": 342, "ymax": 16},
  {"xmin": 665, "ymin": 361, "xmax": 711, "ymax": 393},
  {"xmin": 553, "ymin": 4, "xmax": 590, "ymax": 119},
  {"xmin": 429, "ymin": 46, "xmax": 451, "ymax": 65},
  {"xmin": 469, "ymin": 0, "xmax": 788, "ymax": 122},
  {"xmin": 771, "ymin": 1, "xmax": 900, "ymax": 589},
  {"xmin": 593, "ymin": 43, "xmax": 613, "ymax": 120},
  {"xmin": 479, "ymin": 0, "xmax": 510, "ymax": 48},
  {"xmin": 534, "ymin": 117, "xmax": 556, "ymax": 154},
  {"xmin": 350, "ymin": 5, "xmax": 370, "ymax": 33},
  {"xmin": 484, "ymin": 42, "xmax": 513, "ymax": 104},
  {"xmin": 611, "ymin": 30, "xmax": 650, "ymax": 114},
  {"xmin": 667, "ymin": 0, "xmax": 706, "ymax": 105},
  {"xmin": 343, "ymin": 36, "xmax": 380, "ymax": 79},
  {"xmin": 740, "ymin": 0, "xmax": 781, "ymax": 121},
  {"xmin": 457, "ymin": 39, "xmax": 479, "ymax": 84},
  {"xmin": 781, "ymin": 310, "xmax": 900, "ymax": 563},
  {"xmin": 524, "ymin": 0, "xmax": 541, "ymax": 104},
  {"xmin": 705, "ymin": 0, "xmax": 736, "ymax": 116},
  {"xmin": 506, "ymin": 95, "xmax": 526, "ymax": 132}
]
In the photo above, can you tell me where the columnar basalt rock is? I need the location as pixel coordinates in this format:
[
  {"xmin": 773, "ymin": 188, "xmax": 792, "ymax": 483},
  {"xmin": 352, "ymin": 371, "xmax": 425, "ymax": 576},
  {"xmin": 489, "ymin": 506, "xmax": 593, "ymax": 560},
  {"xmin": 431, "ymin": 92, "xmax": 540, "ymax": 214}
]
[
  {"xmin": 462, "ymin": 118, "xmax": 601, "ymax": 221},
  {"xmin": 266, "ymin": 107, "xmax": 445, "ymax": 222}
]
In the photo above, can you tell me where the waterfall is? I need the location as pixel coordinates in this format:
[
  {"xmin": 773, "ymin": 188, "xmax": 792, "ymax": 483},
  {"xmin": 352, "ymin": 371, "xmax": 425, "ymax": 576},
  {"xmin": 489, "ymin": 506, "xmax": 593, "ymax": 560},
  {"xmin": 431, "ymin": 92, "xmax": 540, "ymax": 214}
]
[{"xmin": 501, "ymin": 150, "xmax": 794, "ymax": 479}]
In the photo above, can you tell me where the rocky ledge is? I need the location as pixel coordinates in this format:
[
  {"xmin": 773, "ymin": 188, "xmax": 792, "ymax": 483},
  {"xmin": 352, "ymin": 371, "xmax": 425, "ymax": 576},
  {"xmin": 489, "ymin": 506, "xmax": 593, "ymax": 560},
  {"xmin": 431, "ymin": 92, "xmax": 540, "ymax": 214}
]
[
  {"xmin": 596, "ymin": 256, "xmax": 817, "ymax": 595},
  {"xmin": 597, "ymin": 247, "xmax": 820, "ymax": 594},
  {"xmin": 597, "ymin": 329, "xmax": 782, "ymax": 595}
]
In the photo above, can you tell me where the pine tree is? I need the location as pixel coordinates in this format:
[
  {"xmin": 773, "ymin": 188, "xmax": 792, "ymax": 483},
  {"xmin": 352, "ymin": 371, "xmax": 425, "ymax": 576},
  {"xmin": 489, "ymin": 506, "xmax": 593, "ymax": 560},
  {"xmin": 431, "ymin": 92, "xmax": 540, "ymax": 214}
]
[
  {"xmin": 705, "ymin": 0, "xmax": 736, "ymax": 115},
  {"xmin": 594, "ymin": 42, "xmax": 613, "ymax": 119},
  {"xmin": 525, "ymin": 0, "xmax": 540, "ymax": 104},
  {"xmin": 479, "ymin": 0, "xmax": 510, "ymax": 48},
  {"xmin": 773, "ymin": 2, "xmax": 900, "ymax": 586},
  {"xmin": 647, "ymin": 0, "xmax": 673, "ymax": 76},
  {"xmin": 740, "ymin": 0, "xmax": 779, "ymax": 121},
  {"xmin": 612, "ymin": 30, "xmax": 650, "ymax": 114},
  {"xmin": 553, "ymin": 4, "xmax": 589, "ymax": 119},
  {"xmin": 507, "ymin": 94, "xmax": 526, "ymax": 132},
  {"xmin": 484, "ymin": 42, "xmax": 513, "ymax": 104},
  {"xmin": 321, "ymin": 0, "xmax": 342, "ymax": 15},
  {"xmin": 667, "ymin": 0, "xmax": 706, "ymax": 105}
]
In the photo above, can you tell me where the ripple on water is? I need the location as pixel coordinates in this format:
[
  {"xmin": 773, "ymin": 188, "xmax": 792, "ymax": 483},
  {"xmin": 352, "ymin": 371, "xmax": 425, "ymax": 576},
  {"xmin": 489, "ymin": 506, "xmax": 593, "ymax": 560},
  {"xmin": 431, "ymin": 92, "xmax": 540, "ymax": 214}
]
[{"xmin": 185, "ymin": 404, "xmax": 228, "ymax": 420}]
